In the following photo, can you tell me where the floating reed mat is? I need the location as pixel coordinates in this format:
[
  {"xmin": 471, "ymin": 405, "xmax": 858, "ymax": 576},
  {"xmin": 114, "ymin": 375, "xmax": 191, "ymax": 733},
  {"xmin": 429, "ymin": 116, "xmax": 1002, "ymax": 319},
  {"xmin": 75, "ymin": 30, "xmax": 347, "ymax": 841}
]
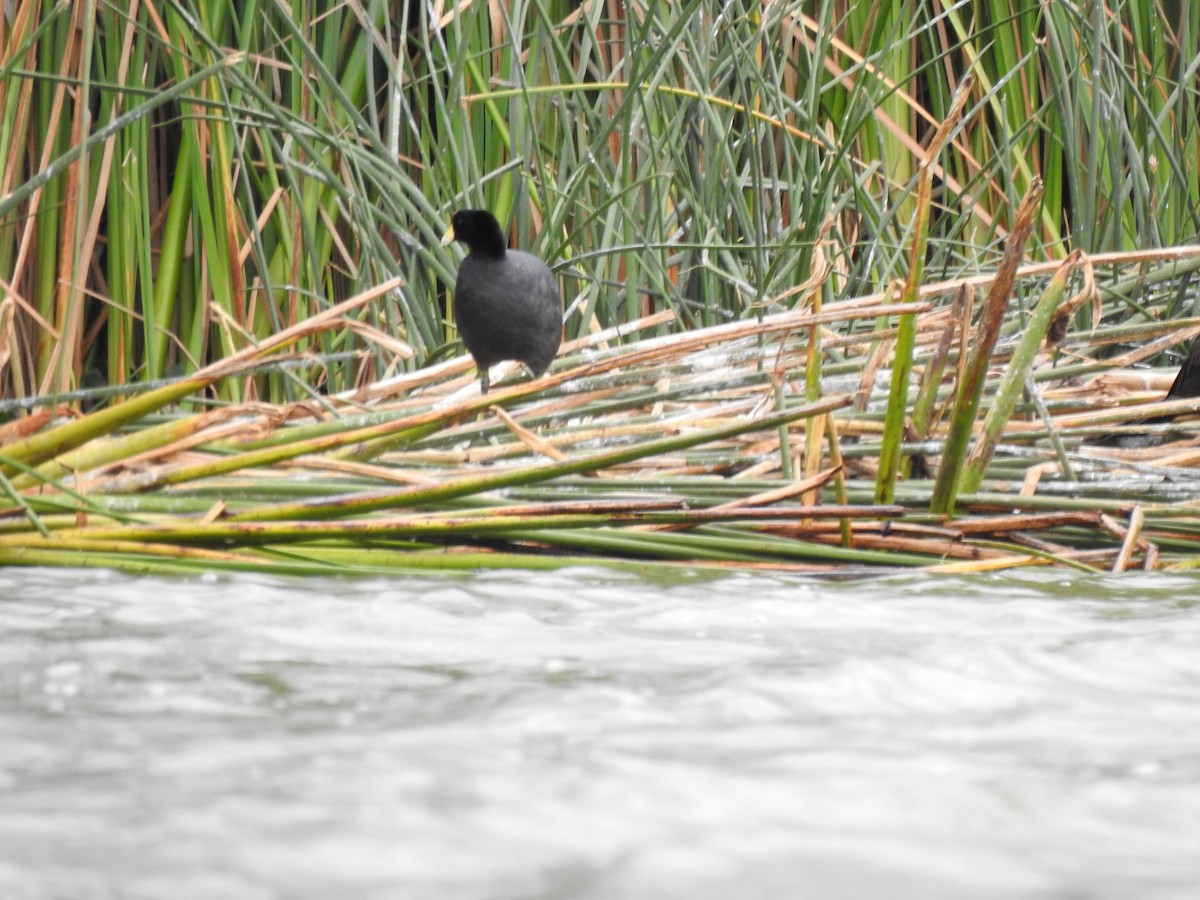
[{"xmin": 4, "ymin": 252, "xmax": 1200, "ymax": 576}]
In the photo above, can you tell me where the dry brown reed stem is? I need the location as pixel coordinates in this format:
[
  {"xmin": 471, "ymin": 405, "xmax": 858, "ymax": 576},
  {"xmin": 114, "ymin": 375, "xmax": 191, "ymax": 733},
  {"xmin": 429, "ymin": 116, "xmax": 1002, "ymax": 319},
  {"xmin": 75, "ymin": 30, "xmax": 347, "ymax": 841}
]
[
  {"xmin": 946, "ymin": 511, "xmax": 1104, "ymax": 533},
  {"xmin": 1110, "ymin": 506, "xmax": 1147, "ymax": 573},
  {"xmin": 637, "ymin": 469, "xmax": 845, "ymax": 533},
  {"xmin": 926, "ymin": 555, "xmax": 1049, "ymax": 574},
  {"xmin": 821, "ymin": 533, "xmax": 1023, "ymax": 562},
  {"xmin": 912, "ymin": 283, "xmax": 970, "ymax": 439},
  {"xmin": 1046, "ymin": 252, "xmax": 1097, "ymax": 347},
  {"xmin": 491, "ymin": 406, "xmax": 570, "ymax": 463},
  {"xmin": 1049, "ymin": 396, "xmax": 1200, "ymax": 430},
  {"xmin": 277, "ymin": 457, "xmax": 441, "ymax": 485},
  {"xmin": 1144, "ymin": 543, "xmax": 1161, "ymax": 571},
  {"xmin": 1092, "ymin": 324, "xmax": 1200, "ymax": 367}
]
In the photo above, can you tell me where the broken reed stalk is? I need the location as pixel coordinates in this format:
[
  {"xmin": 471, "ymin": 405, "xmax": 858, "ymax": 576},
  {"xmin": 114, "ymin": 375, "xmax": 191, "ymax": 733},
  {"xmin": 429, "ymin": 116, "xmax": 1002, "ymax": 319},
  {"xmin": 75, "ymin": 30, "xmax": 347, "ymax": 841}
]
[
  {"xmin": 930, "ymin": 177, "xmax": 1045, "ymax": 516},
  {"xmin": 910, "ymin": 283, "xmax": 970, "ymax": 440},
  {"xmin": 876, "ymin": 73, "xmax": 975, "ymax": 504},
  {"xmin": 958, "ymin": 249, "xmax": 1084, "ymax": 494}
]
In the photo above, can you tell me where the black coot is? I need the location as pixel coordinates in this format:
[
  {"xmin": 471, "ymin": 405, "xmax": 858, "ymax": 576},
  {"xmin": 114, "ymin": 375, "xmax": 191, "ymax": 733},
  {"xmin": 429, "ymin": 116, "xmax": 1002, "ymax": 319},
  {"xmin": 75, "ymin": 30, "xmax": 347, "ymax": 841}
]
[
  {"xmin": 1164, "ymin": 339, "xmax": 1200, "ymax": 404},
  {"xmin": 443, "ymin": 209, "xmax": 562, "ymax": 394}
]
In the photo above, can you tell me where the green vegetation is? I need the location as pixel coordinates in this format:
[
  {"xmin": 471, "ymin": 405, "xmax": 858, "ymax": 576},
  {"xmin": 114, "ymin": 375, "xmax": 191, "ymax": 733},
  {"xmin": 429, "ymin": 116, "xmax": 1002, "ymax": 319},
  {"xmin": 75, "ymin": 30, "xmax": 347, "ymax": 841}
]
[
  {"xmin": 4, "ymin": 0, "xmax": 1197, "ymax": 397},
  {"xmin": 0, "ymin": 1, "xmax": 1198, "ymax": 575}
]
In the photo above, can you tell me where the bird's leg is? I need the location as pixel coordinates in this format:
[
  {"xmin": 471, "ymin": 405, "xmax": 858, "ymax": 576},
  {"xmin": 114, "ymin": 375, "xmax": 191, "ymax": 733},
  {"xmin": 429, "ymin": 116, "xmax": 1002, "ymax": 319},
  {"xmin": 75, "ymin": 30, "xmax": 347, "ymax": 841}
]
[{"xmin": 480, "ymin": 368, "xmax": 490, "ymax": 394}]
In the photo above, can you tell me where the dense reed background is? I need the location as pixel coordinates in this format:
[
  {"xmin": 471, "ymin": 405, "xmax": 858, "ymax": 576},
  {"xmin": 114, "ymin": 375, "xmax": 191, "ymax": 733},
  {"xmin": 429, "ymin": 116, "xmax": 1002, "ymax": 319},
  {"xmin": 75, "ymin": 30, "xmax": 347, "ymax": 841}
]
[{"xmin": 2, "ymin": 0, "xmax": 1197, "ymax": 404}]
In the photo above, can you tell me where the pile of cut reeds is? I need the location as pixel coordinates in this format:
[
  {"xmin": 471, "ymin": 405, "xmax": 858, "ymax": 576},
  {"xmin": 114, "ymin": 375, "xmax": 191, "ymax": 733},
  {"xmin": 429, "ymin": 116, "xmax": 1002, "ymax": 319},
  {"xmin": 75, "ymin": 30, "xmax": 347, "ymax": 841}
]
[{"xmin": 3, "ymin": 245, "xmax": 1200, "ymax": 578}]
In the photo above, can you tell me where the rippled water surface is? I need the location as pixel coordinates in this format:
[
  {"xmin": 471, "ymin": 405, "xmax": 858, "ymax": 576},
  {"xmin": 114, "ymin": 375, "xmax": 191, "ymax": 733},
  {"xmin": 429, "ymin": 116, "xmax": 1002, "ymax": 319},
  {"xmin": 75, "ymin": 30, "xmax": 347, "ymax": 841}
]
[{"xmin": 2, "ymin": 566, "xmax": 1199, "ymax": 899}]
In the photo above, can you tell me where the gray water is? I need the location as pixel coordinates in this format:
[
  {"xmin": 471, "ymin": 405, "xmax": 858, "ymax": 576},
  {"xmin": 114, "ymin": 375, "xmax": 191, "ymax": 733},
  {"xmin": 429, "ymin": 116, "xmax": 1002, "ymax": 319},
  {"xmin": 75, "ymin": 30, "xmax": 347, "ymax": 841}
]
[{"xmin": 1, "ymin": 566, "xmax": 1198, "ymax": 900}]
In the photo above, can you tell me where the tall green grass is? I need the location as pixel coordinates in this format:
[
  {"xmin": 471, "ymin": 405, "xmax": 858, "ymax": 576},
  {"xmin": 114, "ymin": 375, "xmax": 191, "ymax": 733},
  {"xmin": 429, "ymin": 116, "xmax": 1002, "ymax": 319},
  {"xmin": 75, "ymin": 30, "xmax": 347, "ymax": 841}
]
[{"xmin": 0, "ymin": 0, "xmax": 1197, "ymax": 406}]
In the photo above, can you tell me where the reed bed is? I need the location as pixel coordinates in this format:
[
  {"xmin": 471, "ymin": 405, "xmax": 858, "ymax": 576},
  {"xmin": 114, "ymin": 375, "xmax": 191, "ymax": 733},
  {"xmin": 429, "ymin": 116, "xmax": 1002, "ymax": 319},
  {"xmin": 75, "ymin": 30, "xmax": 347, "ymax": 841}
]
[
  {"xmin": 3, "ymin": 2, "xmax": 1200, "ymax": 576},
  {"xmin": 3, "ymin": 245, "xmax": 1199, "ymax": 577}
]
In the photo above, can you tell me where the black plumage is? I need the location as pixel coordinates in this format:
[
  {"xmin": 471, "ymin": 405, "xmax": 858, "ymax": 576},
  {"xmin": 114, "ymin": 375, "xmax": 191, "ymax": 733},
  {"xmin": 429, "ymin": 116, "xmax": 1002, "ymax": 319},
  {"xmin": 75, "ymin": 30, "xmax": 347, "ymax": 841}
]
[
  {"xmin": 1088, "ymin": 338, "xmax": 1200, "ymax": 446},
  {"xmin": 1137, "ymin": 338, "xmax": 1200, "ymax": 429},
  {"xmin": 1163, "ymin": 339, "xmax": 1200, "ymax": 405},
  {"xmin": 444, "ymin": 209, "xmax": 562, "ymax": 394}
]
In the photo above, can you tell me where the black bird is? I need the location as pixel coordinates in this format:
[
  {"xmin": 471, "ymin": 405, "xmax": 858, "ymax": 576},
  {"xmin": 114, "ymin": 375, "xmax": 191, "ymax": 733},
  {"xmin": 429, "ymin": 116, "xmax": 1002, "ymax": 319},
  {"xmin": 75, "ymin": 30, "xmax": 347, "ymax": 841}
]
[
  {"xmin": 1088, "ymin": 338, "xmax": 1200, "ymax": 446},
  {"xmin": 443, "ymin": 209, "xmax": 562, "ymax": 394},
  {"xmin": 1162, "ymin": 338, "xmax": 1200, "ymax": 406}
]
